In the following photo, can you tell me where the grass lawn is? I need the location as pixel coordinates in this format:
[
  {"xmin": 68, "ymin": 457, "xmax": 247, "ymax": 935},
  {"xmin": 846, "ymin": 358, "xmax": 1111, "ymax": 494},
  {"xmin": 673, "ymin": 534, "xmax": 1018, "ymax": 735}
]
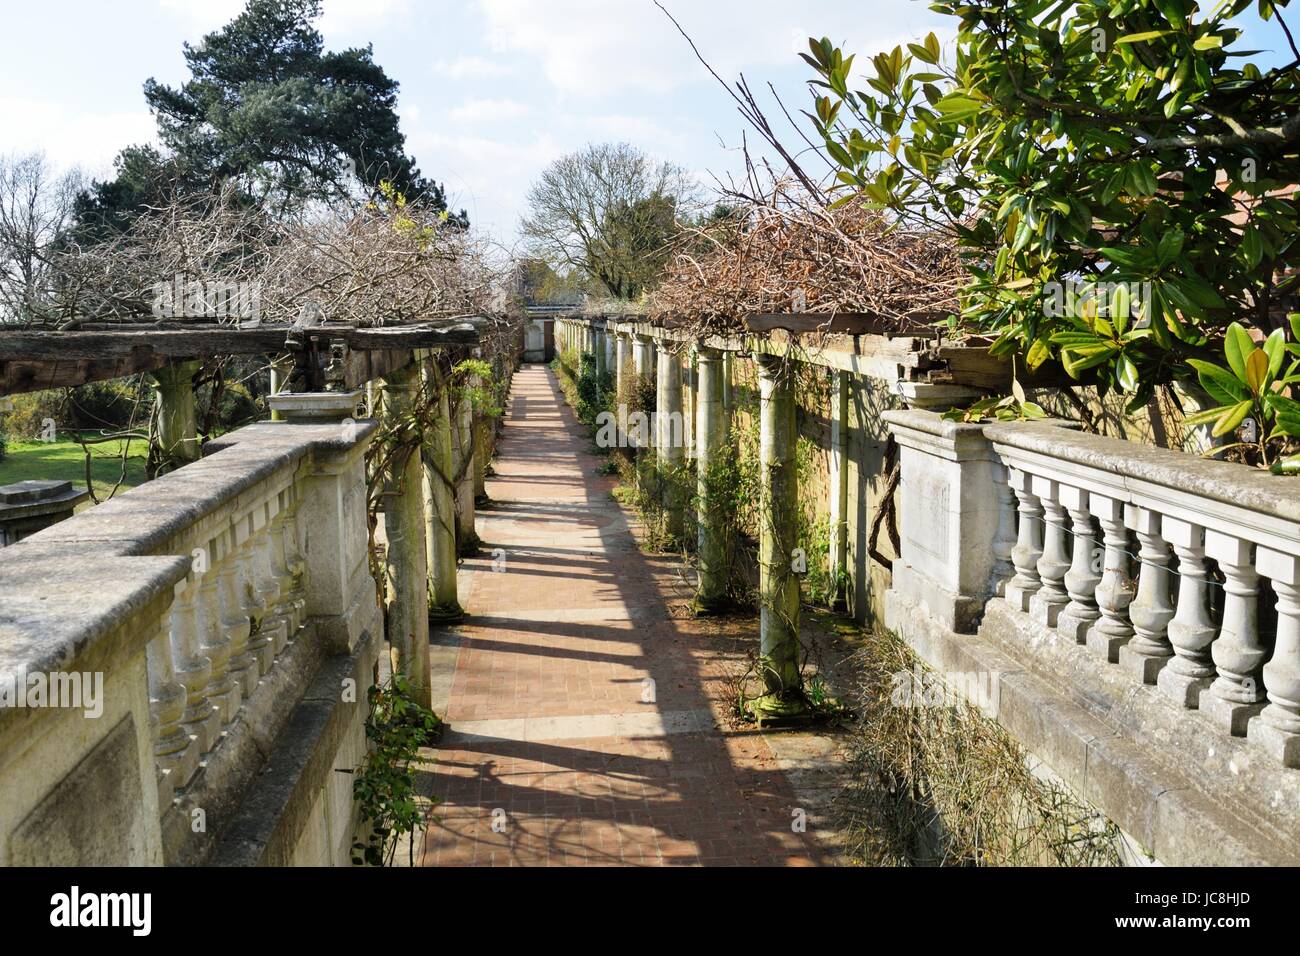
[{"xmin": 0, "ymin": 436, "xmax": 149, "ymax": 506}]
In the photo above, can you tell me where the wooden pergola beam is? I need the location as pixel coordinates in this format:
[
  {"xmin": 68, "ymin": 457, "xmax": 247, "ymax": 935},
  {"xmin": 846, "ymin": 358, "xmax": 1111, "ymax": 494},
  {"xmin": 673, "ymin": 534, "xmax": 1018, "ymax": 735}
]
[{"xmin": 0, "ymin": 321, "xmax": 484, "ymax": 395}]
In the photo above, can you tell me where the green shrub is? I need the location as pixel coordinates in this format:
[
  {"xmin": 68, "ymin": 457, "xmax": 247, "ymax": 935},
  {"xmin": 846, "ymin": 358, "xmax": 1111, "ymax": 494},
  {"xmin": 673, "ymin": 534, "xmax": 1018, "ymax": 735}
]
[{"xmin": 1, "ymin": 390, "xmax": 64, "ymax": 440}]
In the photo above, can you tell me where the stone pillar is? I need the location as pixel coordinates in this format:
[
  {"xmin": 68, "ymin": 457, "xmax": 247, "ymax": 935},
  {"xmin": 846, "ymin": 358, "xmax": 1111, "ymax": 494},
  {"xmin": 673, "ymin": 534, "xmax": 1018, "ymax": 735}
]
[
  {"xmin": 632, "ymin": 333, "xmax": 657, "ymax": 489},
  {"xmin": 268, "ymin": 355, "xmax": 293, "ymax": 422},
  {"xmin": 752, "ymin": 355, "xmax": 805, "ymax": 719},
  {"xmin": 593, "ymin": 327, "xmax": 607, "ymax": 381},
  {"xmin": 151, "ymin": 361, "xmax": 202, "ymax": 469},
  {"xmin": 453, "ymin": 382, "xmax": 479, "ymax": 557},
  {"xmin": 615, "ymin": 331, "xmax": 633, "ymax": 398},
  {"xmin": 695, "ymin": 346, "xmax": 729, "ymax": 611},
  {"xmin": 1028, "ymin": 476, "xmax": 1071, "ymax": 627},
  {"xmin": 633, "ymin": 333, "xmax": 655, "ymax": 379},
  {"xmin": 722, "ymin": 351, "xmax": 733, "ymax": 414},
  {"xmin": 1056, "ymin": 487, "xmax": 1101, "ymax": 642},
  {"xmin": 421, "ymin": 355, "xmax": 463, "ymax": 622},
  {"xmin": 828, "ymin": 370, "xmax": 850, "ymax": 609},
  {"xmin": 656, "ymin": 345, "xmax": 685, "ymax": 543},
  {"xmin": 682, "ymin": 349, "xmax": 695, "ymax": 457},
  {"xmin": 604, "ymin": 329, "xmax": 616, "ymax": 383},
  {"xmin": 381, "ymin": 364, "xmax": 432, "ymax": 709},
  {"xmin": 883, "ymin": 410, "xmax": 1007, "ymax": 633}
]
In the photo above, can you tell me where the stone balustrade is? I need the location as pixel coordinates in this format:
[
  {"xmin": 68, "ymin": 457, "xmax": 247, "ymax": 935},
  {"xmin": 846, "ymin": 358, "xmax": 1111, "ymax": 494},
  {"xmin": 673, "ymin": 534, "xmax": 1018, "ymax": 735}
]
[
  {"xmin": 0, "ymin": 416, "xmax": 380, "ymax": 866},
  {"xmin": 983, "ymin": 419, "xmax": 1300, "ymax": 764},
  {"xmin": 887, "ymin": 411, "xmax": 1300, "ymax": 765},
  {"xmin": 884, "ymin": 410, "xmax": 1300, "ymax": 864}
]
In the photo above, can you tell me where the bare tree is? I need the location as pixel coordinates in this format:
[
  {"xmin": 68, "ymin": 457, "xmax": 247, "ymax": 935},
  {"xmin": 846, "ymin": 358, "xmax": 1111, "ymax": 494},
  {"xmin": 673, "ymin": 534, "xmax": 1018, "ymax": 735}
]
[
  {"xmin": 0, "ymin": 152, "xmax": 84, "ymax": 325},
  {"xmin": 521, "ymin": 142, "xmax": 699, "ymax": 300}
]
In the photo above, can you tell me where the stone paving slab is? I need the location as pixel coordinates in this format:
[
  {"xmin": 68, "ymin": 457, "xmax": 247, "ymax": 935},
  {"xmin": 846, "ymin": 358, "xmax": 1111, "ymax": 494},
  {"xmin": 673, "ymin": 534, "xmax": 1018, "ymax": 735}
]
[{"xmin": 420, "ymin": 365, "xmax": 829, "ymax": 867}]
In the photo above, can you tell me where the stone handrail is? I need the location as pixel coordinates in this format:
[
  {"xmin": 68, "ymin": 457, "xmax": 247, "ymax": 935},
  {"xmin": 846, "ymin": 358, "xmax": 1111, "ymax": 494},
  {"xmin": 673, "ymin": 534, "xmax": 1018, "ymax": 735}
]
[{"xmin": 0, "ymin": 418, "xmax": 378, "ymax": 865}]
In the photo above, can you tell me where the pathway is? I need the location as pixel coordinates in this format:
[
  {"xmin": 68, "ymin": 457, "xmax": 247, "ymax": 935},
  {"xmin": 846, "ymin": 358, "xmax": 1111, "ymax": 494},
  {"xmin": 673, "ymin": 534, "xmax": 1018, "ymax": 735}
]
[{"xmin": 420, "ymin": 364, "xmax": 829, "ymax": 866}]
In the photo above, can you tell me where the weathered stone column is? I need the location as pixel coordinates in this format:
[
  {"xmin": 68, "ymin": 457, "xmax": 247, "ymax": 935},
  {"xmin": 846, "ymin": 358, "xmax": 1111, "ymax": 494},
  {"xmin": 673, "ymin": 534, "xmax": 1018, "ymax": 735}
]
[
  {"xmin": 615, "ymin": 330, "xmax": 633, "ymax": 398},
  {"xmin": 682, "ymin": 349, "xmax": 695, "ymax": 457},
  {"xmin": 151, "ymin": 361, "xmax": 202, "ymax": 469},
  {"xmin": 420, "ymin": 354, "xmax": 463, "ymax": 621},
  {"xmin": 632, "ymin": 333, "xmax": 657, "ymax": 490},
  {"xmin": 722, "ymin": 351, "xmax": 733, "ymax": 415},
  {"xmin": 752, "ymin": 354, "xmax": 805, "ymax": 719},
  {"xmin": 381, "ymin": 364, "xmax": 432, "ymax": 708},
  {"xmin": 633, "ymin": 332, "xmax": 655, "ymax": 378},
  {"xmin": 656, "ymin": 345, "xmax": 685, "ymax": 542},
  {"xmin": 453, "ymin": 382, "xmax": 479, "ymax": 557},
  {"xmin": 593, "ymin": 326, "xmax": 607, "ymax": 381},
  {"xmin": 695, "ymin": 346, "xmax": 729, "ymax": 611},
  {"xmin": 268, "ymin": 355, "xmax": 293, "ymax": 422},
  {"xmin": 828, "ymin": 370, "xmax": 850, "ymax": 609}
]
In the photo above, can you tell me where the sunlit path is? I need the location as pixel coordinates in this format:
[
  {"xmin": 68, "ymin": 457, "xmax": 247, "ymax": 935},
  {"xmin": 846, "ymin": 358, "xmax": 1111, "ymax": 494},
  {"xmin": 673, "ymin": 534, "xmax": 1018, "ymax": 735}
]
[{"xmin": 421, "ymin": 364, "xmax": 825, "ymax": 867}]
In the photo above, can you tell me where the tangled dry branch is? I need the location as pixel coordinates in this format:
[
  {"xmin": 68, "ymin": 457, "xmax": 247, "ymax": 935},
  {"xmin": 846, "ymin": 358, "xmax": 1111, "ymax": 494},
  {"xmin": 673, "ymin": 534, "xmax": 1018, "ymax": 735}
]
[
  {"xmin": 36, "ymin": 184, "xmax": 505, "ymax": 329},
  {"xmin": 648, "ymin": 179, "xmax": 965, "ymax": 340}
]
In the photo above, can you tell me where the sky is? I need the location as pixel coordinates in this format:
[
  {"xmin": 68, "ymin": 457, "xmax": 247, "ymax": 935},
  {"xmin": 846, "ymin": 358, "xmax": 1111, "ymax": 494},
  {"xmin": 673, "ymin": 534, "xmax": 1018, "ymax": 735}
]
[{"xmin": 0, "ymin": 0, "xmax": 1295, "ymax": 251}]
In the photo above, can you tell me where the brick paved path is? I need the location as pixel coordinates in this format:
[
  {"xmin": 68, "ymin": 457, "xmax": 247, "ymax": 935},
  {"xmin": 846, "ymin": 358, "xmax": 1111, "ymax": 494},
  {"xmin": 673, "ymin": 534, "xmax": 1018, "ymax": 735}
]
[{"xmin": 421, "ymin": 364, "xmax": 827, "ymax": 866}]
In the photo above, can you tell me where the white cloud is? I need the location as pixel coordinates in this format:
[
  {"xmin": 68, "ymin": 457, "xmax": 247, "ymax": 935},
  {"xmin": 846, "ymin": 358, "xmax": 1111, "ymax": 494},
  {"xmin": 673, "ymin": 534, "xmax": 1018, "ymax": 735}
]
[
  {"xmin": 0, "ymin": 97, "xmax": 156, "ymax": 179},
  {"xmin": 157, "ymin": 0, "xmax": 411, "ymax": 38},
  {"xmin": 446, "ymin": 98, "xmax": 530, "ymax": 123},
  {"xmin": 476, "ymin": 0, "xmax": 947, "ymax": 97},
  {"xmin": 405, "ymin": 129, "xmax": 566, "ymax": 239},
  {"xmin": 431, "ymin": 55, "xmax": 514, "ymax": 80}
]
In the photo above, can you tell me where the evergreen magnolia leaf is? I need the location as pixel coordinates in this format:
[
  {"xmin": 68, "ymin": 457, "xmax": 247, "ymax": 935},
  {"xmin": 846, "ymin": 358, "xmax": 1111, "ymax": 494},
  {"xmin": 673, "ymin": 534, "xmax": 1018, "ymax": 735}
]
[
  {"xmin": 1115, "ymin": 30, "xmax": 1173, "ymax": 44},
  {"xmin": 1187, "ymin": 359, "xmax": 1247, "ymax": 404},
  {"xmin": 1213, "ymin": 400, "xmax": 1253, "ymax": 437},
  {"xmin": 1225, "ymin": 322, "xmax": 1254, "ymax": 380},
  {"xmin": 1245, "ymin": 348, "xmax": 1269, "ymax": 394}
]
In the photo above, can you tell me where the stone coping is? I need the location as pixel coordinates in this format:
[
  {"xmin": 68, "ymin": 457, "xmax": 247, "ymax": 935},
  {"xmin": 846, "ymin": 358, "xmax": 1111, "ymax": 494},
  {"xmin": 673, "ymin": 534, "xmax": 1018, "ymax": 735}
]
[
  {"xmin": 0, "ymin": 546, "xmax": 188, "ymax": 688},
  {"xmin": 0, "ymin": 420, "xmax": 374, "ymax": 689},
  {"xmin": 984, "ymin": 419, "xmax": 1300, "ymax": 523},
  {"xmin": 22, "ymin": 421, "xmax": 375, "ymax": 555}
]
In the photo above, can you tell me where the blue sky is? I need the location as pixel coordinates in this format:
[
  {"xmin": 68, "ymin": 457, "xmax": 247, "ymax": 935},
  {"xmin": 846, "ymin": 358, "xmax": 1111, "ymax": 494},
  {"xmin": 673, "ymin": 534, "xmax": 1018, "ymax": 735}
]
[{"xmin": 0, "ymin": 1, "xmax": 1294, "ymax": 248}]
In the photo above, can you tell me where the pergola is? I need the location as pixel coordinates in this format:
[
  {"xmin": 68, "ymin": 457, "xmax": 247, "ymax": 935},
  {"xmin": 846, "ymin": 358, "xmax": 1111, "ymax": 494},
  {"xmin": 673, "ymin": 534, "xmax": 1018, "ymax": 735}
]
[{"xmin": 0, "ymin": 319, "xmax": 484, "ymax": 395}]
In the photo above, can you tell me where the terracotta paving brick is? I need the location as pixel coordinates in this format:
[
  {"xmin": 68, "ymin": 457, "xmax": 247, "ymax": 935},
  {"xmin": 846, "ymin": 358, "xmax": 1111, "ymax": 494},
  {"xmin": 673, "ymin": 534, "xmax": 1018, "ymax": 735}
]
[{"xmin": 421, "ymin": 365, "xmax": 827, "ymax": 867}]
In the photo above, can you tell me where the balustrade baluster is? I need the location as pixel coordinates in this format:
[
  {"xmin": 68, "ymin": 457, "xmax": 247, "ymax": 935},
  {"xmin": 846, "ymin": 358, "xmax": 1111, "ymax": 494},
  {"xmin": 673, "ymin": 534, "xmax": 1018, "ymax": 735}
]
[
  {"xmin": 1057, "ymin": 486, "xmax": 1100, "ymax": 643},
  {"xmin": 990, "ymin": 464, "xmax": 1017, "ymax": 596},
  {"xmin": 235, "ymin": 515, "xmax": 273, "ymax": 677},
  {"xmin": 1202, "ymin": 531, "xmax": 1267, "ymax": 736},
  {"xmin": 195, "ymin": 531, "xmax": 239, "ymax": 724},
  {"xmin": 146, "ymin": 618, "xmax": 198, "ymax": 808},
  {"xmin": 1119, "ymin": 506, "xmax": 1176, "ymax": 684},
  {"xmin": 1157, "ymin": 518, "xmax": 1218, "ymax": 708},
  {"xmin": 1086, "ymin": 495, "xmax": 1135, "ymax": 663},
  {"xmin": 169, "ymin": 575, "xmax": 220, "ymax": 754},
  {"xmin": 1029, "ymin": 476, "xmax": 1070, "ymax": 627},
  {"xmin": 1250, "ymin": 549, "xmax": 1300, "ymax": 765},
  {"xmin": 282, "ymin": 491, "xmax": 308, "ymax": 632},
  {"xmin": 219, "ymin": 525, "xmax": 257, "ymax": 699},
  {"xmin": 1005, "ymin": 468, "xmax": 1043, "ymax": 612}
]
